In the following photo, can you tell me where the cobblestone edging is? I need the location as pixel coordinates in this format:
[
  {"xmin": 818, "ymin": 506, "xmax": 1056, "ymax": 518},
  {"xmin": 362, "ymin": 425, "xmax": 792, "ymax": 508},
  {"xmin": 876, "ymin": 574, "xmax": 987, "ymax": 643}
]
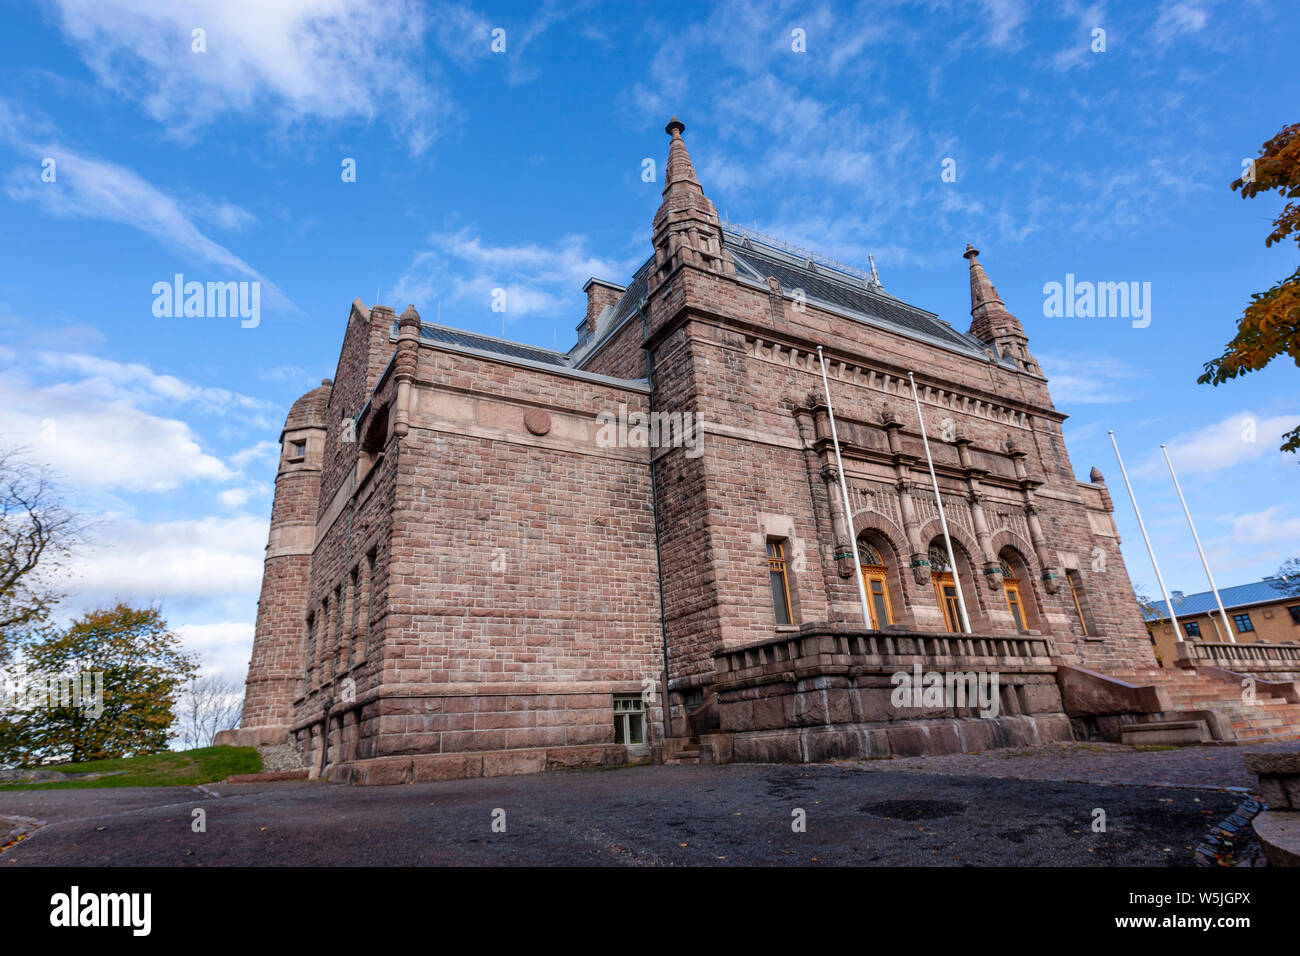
[{"xmin": 1195, "ymin": 796, "xmax": 1268, "ymax": 867}]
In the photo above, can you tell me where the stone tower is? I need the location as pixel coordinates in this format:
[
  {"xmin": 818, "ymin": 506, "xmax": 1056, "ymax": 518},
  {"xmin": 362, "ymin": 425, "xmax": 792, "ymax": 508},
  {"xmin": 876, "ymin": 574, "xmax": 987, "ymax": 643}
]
[{"xmin": 230, "ymin": 378, "xmax": 332, "ymax": 745}]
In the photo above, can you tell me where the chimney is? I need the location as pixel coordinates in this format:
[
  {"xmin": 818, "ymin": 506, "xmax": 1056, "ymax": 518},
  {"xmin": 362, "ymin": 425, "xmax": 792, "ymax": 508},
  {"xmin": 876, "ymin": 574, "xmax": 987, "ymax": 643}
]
[{"xmin": 583, "ymin": 278, "xmax": 625, "ymax": 338}]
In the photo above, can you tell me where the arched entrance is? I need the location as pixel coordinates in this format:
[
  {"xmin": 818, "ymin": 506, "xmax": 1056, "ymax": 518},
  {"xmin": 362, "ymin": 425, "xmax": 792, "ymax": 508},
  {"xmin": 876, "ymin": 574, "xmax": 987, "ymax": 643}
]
[
  {"xmin": 857, "ymin": 539, "xmax": 894, "ymax": 630},
  {"xmin": 928, "ymin": 546, "xmax": 963, "ymax": 633}
]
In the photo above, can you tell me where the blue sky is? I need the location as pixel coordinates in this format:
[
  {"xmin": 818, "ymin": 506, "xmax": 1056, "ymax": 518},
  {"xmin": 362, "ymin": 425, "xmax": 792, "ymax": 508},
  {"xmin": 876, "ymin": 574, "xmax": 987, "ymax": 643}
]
[{"xmin": 0, "ymin": 0, "xmax": 1296, "ymax": 679}]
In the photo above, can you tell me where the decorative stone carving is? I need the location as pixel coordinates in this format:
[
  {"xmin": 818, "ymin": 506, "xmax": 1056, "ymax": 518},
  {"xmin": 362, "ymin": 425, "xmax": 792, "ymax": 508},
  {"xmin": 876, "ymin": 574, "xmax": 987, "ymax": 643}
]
[{"xmin": 524, "ymin": 408, "xmax": 552, "ymax": 436}]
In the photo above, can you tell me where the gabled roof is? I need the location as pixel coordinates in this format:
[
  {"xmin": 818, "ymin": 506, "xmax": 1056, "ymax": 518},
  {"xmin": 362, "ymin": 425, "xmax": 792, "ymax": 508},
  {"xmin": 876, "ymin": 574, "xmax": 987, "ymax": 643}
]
[{"xmin": 1143, "ymin": 578, "xmax": 1300, "ymax": 621}]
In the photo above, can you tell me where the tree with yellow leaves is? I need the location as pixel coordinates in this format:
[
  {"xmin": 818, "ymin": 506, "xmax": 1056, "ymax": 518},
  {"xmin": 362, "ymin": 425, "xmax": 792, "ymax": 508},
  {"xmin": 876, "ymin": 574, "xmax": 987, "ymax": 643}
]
[
  {"xmin": 1199, "ymin": 122, "xmax": 1300, "ymax": 453},
  {"xmin": 4, "ymin": 604, "xmax": 197, "ymax": 765}
]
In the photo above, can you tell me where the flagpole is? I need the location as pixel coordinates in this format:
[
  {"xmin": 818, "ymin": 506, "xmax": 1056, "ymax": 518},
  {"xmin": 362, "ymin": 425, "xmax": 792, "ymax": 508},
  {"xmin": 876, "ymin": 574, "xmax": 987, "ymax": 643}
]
[
  {"xmin": 908, "ymin": 372, "xmax": 970, "ymax": 633},
  {"xmin": 817, "ymin": 347, "xmax": 873, "ymax": 628},
  {"xmin": 1161, "ymin": 444, "xmax": 1234, "ymax": 643},
  {"xmin": 1108, "ymin": 431, "xmax": 1182, "ymax": 640}
]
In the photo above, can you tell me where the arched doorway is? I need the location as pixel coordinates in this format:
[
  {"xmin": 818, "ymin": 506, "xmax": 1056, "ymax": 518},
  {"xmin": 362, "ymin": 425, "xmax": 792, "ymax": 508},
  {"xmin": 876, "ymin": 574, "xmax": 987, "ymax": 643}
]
[
  {"xmin": 928, "ymin": 546, "xmax": 964, "ymax": 633},
  {"xmin": 857, "ymin": 539, "xmax": 894, "ymax": 630},
  {"xmin": 998, "ymin": 547, "xmax": 1039, "ymax": 633}
]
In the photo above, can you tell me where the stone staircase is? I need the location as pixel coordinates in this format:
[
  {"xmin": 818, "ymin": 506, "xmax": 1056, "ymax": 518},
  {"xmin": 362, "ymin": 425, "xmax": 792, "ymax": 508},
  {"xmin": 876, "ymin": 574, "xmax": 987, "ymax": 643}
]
[{"xmin": 1107, "ymin": 666, "xmax": 1300, "ymax": 745}]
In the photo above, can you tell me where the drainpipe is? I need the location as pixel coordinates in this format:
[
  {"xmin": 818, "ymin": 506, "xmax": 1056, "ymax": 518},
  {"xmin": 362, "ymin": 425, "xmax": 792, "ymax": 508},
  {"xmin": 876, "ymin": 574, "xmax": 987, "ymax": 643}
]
[{"xmin": 637, "ymin": 299, "xmax": 673, "ymax": 742}]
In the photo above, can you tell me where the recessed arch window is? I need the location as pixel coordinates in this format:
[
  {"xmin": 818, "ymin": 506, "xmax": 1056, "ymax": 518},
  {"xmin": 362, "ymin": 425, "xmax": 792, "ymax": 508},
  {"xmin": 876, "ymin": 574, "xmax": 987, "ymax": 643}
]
[{"xmin": 857, "ymin": 539, "xmax": 894, "ymax": 630}]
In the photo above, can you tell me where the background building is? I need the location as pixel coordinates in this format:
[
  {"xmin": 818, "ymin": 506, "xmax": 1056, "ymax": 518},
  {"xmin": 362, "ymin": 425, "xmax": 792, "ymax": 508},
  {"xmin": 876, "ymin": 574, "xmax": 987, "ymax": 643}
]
[{"xmin": 1144, "ymin": 578, "xmax": 1300, "ymax": 666}]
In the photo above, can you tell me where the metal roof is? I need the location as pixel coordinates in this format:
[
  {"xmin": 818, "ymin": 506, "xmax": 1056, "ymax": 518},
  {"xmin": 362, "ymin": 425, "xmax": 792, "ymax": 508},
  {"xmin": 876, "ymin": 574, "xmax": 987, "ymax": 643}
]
[
  {"xmin": 724, "ymin": 232, "xmax": 1009, "ymax": 362},
  {"xmin": 1143, "ymin": 578, "xmax": 1300, "ymax": 621},
  {"xmin": 405, "ymin": 228, "xmax": 1016, "ymax": 374},
  {"xmin": 413, "ymin": 323, "xmax": 569, "ymax": 367}
]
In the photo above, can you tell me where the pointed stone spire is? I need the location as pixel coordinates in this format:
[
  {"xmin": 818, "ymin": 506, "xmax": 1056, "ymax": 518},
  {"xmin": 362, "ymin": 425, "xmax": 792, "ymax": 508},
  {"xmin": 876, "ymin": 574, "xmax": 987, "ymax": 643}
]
[
  {"xmin": 962, "ymin": 244, "xmax": 1039, "ymax": 375},
  {"xmin": 650, "ymin": 117, "xmax": 734, "ymax": 292},
  {"xmin": 663, "ymin": 116, "xmax": 702, "ymax": 196}
]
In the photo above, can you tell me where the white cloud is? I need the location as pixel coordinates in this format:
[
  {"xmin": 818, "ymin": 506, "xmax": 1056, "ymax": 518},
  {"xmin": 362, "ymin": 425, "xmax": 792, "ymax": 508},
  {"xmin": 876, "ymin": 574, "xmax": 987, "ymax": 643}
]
[
  {"xmin": 62, "ymin": 514, "xmax": 268, "ymax": 608},
  {"xmin": 230, "ymin": 441, "xmax": 280, "ymax": 469},
  {"xmin": 1226, "ymin": 506, "xmax": 1300, "ymax": 547},
  {"xmin": 175, "ymin": 621, "xmax": 256, "ymax": 684},
  {"xmin": 1152, "ymin": 0, "xmax": 1211, "ymax": 46},
  {"xmin": 1154, "ymin": 411, "xmax": 1299, "ymax": 474},
  {"xmin": 0, "ymin": 376, "xmax": 234, "ymax": 493},
  {"xmin": 392, "ymin": 230, "xmax": 641, "ymax": 323},
  {"xmin": 46, "ymin": 0, "xmax": 446, "ymax": 153},
  {"xmin": 0, "ymin": 349, "xmax": 281, "ymax": 492},
  {"xmin": 1036, "ymin": 353, "xmax": 1141, "ymax": 404}
]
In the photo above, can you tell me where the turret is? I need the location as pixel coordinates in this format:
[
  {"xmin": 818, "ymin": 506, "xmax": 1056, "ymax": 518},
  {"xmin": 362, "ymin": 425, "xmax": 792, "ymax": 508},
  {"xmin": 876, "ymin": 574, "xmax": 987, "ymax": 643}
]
[
  {"xmin": 229, "ymin": 378, "xmax": 332, "ymax": 744},
  {"xmin": 649, "ymin": 117, "xmax": 735, "ymax": 295},
  {"xmin": 963, "ymin": 244, "xmax": 1040, "ymax": 376}
]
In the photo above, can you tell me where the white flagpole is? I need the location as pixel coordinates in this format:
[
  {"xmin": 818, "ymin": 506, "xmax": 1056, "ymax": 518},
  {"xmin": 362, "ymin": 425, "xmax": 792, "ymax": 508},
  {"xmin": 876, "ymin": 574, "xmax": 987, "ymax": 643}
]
[
  {"xmin": 908, "ymin": 372, "xmax": 970, "ymax": 633},
  {"xmin": 1161, "ymin": 444, "xmax": 1234, "ymax": 643},
  {"xmin": 1108, "ymin": 431, "xmax": 1182, "ymax": 640},
  {"xmin": 817, "ymin": 347, "xmax": 873, "ymax": 628}
]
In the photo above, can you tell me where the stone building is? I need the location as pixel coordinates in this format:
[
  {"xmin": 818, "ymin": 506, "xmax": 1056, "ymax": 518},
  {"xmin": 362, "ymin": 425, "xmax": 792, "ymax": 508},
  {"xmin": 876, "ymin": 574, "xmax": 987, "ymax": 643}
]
[{"xmin": 220, "ymin": 118, "xmax": 1300, "ymax": 780}]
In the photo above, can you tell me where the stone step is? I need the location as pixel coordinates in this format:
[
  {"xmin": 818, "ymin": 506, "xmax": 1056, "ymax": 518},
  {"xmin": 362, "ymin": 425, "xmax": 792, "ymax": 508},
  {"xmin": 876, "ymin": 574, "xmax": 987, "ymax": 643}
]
[{"xmin": 1120, "ymin": 720, "xmax": 1209, "ymax": 746}]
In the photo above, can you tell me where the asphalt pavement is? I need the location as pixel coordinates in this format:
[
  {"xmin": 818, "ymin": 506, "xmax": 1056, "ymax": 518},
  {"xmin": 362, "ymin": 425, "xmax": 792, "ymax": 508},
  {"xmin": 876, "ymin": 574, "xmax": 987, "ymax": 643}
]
[{"xmin": 0, "ymin": 762, "xmax": 1243, "ymax": 866}]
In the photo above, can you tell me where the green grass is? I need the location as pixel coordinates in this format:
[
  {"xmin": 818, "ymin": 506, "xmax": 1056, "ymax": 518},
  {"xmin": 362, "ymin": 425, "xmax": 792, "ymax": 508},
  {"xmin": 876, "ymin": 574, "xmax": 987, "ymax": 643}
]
[{"xmin": 0, "ymin": 746, "xmax": 262, "ymax": 790}]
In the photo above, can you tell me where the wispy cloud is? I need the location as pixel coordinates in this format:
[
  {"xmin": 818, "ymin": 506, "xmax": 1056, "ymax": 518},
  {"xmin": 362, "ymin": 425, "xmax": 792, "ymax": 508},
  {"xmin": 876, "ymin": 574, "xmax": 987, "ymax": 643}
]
[
  {"xmin": 391, "ymin": 230, "xmax": 640, "ymax": 324},
  {"xmin": 0, "ymin": 99, "xmax": 293, "ymax": 308},
  {"xmin": 45, "ymin": 0, "xmax": 447, "ymax": 153},
  {"xmin": 0, "ymin": 347, "xmax": 281, "ymax": 492},
  {"xmin": 1149, "ymin": 411, "xmax": 1300, "ymax": 475}
]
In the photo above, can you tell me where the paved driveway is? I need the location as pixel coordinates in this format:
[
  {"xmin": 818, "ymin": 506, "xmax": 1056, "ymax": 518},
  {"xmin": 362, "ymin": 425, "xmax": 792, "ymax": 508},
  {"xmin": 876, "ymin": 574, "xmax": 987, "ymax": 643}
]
[{"xmin": 0, "ymin": 757, "xmax": 1246, "ymax": 866}]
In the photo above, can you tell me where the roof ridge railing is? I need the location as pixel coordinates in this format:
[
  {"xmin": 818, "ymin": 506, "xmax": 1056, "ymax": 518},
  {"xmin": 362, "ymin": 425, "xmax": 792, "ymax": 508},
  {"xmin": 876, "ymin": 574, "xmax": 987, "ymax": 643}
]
[{"xmin": 720, "ymin": 220, "xmax": 875, "ymax": 283}]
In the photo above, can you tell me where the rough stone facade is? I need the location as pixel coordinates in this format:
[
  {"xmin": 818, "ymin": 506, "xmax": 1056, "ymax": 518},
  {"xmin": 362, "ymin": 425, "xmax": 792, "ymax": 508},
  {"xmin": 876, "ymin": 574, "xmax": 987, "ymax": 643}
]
[{"xmin": 222, "ymin": 117, "xmax": 1159, "ymax": 779}]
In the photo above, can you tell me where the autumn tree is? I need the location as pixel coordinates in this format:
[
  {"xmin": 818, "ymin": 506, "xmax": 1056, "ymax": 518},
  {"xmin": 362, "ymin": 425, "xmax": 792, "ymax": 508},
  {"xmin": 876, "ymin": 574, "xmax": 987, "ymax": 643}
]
[
  {"xmin": 5, "ymin": 605, "xmax": 197, "ymax": 765},
  {"xmin": 0, "ymin": 448, "xmax": 80, "ymax": 665},
  {"xmin": 1199, "ymin": 122, "xmax": 1300, "ymax": 453}
]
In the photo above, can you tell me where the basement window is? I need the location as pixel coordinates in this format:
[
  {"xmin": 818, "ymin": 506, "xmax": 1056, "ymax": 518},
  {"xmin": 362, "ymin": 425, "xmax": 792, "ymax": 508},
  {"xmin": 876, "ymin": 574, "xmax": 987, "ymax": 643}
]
[{"xmin": 613, "ymin": 695, "xmax": 645, "ymax": 746}]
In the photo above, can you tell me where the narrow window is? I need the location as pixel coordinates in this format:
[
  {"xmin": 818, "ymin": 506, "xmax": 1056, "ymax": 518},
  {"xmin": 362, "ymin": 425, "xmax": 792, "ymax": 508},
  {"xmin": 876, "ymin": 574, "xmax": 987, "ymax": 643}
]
[
  {"xmin": 348, "ymin": 567, "xmax": 361, "ymax": 666},
  {"xmin": 305, "ymin": 613, "xmax": 317, "ymax": 683},
  {"xmin": 767, "ymin": 539, "xmax": 793, "ymax": 625},
  {"xmin": 292, "ymin": 440, "xmax": 307, "ymax": 458},
  {"xmin": 1183, "ymin": 620, "xmax": 1201, "ymax": 637},
  {"xmin": 335, "ymin": 583, "xmax": 347, "ymax": 675},
  {"xmin": 1233, "ymin": 613, "xmax": 1254, "ymax": 633},
  {"xmin": 613, "ymin": 695, "xmax": 646, "ymax": 746},
  {"xmin": 1289, "ymin": 606, "xmax": 1300, "ymax": 626},
  {"xmin": 1067, "ymin": 570, "xmax": 1094, "ymax": 637},
  {"xmin": 1005, "ymin": 581, "xmax": 1027, "ymax": 633}
]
